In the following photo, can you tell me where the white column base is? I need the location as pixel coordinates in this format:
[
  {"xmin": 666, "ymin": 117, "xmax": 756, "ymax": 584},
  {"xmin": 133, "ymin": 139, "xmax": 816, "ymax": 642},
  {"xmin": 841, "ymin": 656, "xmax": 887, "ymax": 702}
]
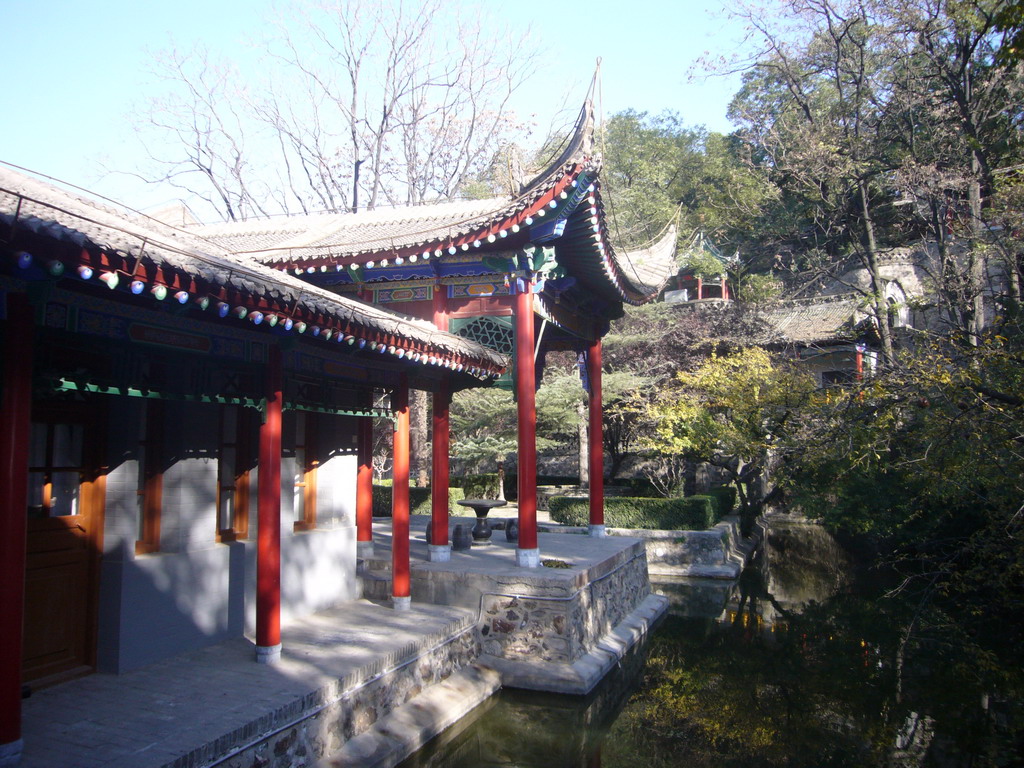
[
  {"xmin": 0, "ymin": 738, "xmax": 24, "ymax": 768},
  {"xmin": 255, "ymin": 643, "xmax": 282, "ymax": 665},
  {"xmin": 356, "ymin": 540, "xmax": 375, "ymax": 558},
  {"xmin": 428, "ymin": 544, "xmax": 452, "ymax": 562},
  {"xmin": 392, "ymin": 595, "xmax": 412, "ymax": 611},
  {"xmin": 588, "ymin": 524, "xmax": 607, "ymax": 538},
  {"xmin": 516, "ymin": 547, "xmax": 540, "ymax": 568}
]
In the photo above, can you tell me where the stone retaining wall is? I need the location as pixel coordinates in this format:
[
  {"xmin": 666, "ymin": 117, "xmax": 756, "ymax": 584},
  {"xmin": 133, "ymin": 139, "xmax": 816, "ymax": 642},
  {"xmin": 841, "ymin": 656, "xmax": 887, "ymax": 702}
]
[
  {"xmin": 615, "ymin": 515, "xmax": 762, "ymax": 579},
  {"xmin": 196, "ymin": 622, "xmax": 480, "ymax": 768},
  {"xmin": 477, "ymin": 542, "xmax": 651, "ymax": 665}
]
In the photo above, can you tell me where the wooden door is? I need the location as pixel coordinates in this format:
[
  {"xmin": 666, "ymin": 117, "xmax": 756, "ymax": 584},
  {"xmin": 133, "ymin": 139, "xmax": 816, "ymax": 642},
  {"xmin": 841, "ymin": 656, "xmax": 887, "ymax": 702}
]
[{"xmin": 23, "ymin": 404, "xmax": 105, "ymax": 686}]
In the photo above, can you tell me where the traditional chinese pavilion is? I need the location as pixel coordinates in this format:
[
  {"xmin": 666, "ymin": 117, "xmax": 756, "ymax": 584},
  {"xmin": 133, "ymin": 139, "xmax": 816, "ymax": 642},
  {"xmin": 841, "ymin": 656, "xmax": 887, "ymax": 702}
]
[
  {"xmin": 0, "ymin": 100, "xmax": 674, "ymax": 766},
  {"xmin": 189, "ymin": 101, "xmax": 676, "ymax": 567}
]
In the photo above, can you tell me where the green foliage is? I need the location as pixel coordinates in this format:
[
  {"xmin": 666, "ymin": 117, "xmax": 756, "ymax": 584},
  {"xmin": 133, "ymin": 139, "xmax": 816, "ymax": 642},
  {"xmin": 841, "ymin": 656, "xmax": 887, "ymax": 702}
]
[
  {"xmin": 783, "ymin": 312, "xmax": 1024, "ymax": 653},
  {"xmin": 730, "ymin": 271, "xmax": 781, "ymax": 304},
  {"xmin": 372, "ymin": 484, "xmax": 465, "ymax": 517},
  {"xmin": 678, "ymin": 242, "xmax": 727, "ymax": 279},
  {"xmin": 548, "ymin": 495, "xmax": 716, "ymax": 531},
  {"xmin": 453, "ymin": 473, "xmax": 502, "ymax": 499},
  {"xmin": 600, "ymin": 110, "xmax": 773, "ymax": 251},
  {"xmin": 615, "ymin": 477, "xmax": 661, "ymax": 497},
  {"xmin": 645, "ymin": 347, "xmax": 815, "ymax": 513},
  {"xmin": 451, "ymin": 388, "xmax": 518, "ymax": 472},
  {"xmin": 707, "ymin": 486, "xmax": 737, "ymax": 517}
]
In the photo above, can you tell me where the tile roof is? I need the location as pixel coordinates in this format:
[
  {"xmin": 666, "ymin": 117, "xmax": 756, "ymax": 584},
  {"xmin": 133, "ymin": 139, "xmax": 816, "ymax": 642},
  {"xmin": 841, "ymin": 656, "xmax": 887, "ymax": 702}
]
[
  {"xmin": 757, "ymin": 295, "xmax": 864, "ymax": 344},
  {"xmin": 186, "ymin": 101, "xmax": 675, "ymax": 308},
  {"xmin": 190, "ymin": 197, "xmax": 512, "ymax": 263},
  {"xmin": 0, "ymin": 164, "xmax": 506, "ymax": 373},
  {"xmin": 616, "ymin": 224, "xmax": 678, "ymax": 297}
]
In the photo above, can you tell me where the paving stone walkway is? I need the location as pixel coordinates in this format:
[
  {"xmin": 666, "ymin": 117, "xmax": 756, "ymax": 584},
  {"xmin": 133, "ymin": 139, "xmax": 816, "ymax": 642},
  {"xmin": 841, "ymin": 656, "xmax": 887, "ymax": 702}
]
[{"xmin": 19, "ymin": 600, "xmax": 474, "ymax": 768}]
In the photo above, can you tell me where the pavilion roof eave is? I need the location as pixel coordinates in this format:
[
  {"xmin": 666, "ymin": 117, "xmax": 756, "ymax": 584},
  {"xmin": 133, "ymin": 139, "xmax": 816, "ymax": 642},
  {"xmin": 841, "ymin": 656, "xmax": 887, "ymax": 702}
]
[
  {"xmin": 0, "ymin": 163, "xmax": 507, "ymax": 379},
  {"xmin": 187, "ymin": 97, "xmax": 675, "ymax": 311}
]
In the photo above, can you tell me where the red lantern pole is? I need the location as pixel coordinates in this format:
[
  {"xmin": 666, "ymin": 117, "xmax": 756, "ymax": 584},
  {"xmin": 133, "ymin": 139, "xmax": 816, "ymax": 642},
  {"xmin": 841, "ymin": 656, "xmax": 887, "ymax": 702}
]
[
  {"xmin": 587, "ymin": 338, "xmax": 606, "ymax": 536},
  {"xmin": 515, "ymin": 281, "xmax": 539, "ymax": 567},
  {"xmin": 391, "ymin": 375, "xmax": 412, "ymax": 608},
  {"xmin": 0, "ymin": 293, "xmax": 33, "ymax": 763},
  {"xmin": 256, "ymin": 344, "xmax": 283, "ymax": 664}
]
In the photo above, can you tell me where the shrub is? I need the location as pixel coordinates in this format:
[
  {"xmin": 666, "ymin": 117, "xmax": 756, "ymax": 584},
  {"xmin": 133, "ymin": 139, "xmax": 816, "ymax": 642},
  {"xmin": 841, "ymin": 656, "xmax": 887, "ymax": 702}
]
[
  {"xmin": 547, "ymin": 495, "xmax": 716, "ymax": 530},
  {"xmin": 453, "ymin": 473, "xmax": 502, "ymax": 499},
  {"xmin": 372, "ymin": 485, "xmax": 465, "ymax": 517},
  {"xmin": 707, "ymin": 486, "xmax": 737, "ymax": 517},
  {"xmin": 615, "ymin": 477, "xmax": 660, "ymax": 497},
  {"xmin": 505, "ymin": 474, "xmax": 580, "ymax": 500}
]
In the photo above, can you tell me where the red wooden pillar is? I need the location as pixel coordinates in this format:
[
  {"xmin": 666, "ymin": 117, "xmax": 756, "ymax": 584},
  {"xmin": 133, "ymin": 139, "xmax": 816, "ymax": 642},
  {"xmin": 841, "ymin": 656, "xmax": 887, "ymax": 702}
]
[
  {"xmin": 356, "ymin": 395, "xmax": 374, "ymax": 558},
  {"xmin": 696, "ymin": 277, "xmax": 703, "ymax": 300},
  {"xmin": 0, "ymin": 293, "xmax": 33, "ymax": 764},
  {"xmin": 855, "ymin": 344, "xmax": 865, "ymax": 381},
  {"xmin": 587, "ymin": 338, "xmax": 606, "ymax": 537},
  {"xmin": 256, "ymin": 344, "xmax": 283, "ymax": 664},
  {"xmin": 391, "ymin": 375, "xmax": 412, "ymax": 609},
  {"xmin": 722, "ymin": 279, "xmax": 729, "ymax": 301},
  {"xmin": 429, "ymin": 284, "xmax": 451, "ymax": 561},
  {"xmin": 515, "ymin": 282, "xmax": 539, "ymax": 567}
]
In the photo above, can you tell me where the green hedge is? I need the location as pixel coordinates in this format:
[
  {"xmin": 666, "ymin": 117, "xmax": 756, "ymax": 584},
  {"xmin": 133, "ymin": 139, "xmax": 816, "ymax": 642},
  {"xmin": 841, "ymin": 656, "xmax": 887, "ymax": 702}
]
[
  {"xmin": 372, "ymin": 485, "xmax": 465, "ymax": 517},
  {"xmin": 615, "ymin": 477, "xmax": 660, "ymax": 497},
  {"xmin": 548, "ymin": 495, "xmax": 716, "ymax": 531},
  {"xmin": 707, "ymin": 486, "xmax": 737, "ymax": 517},
  {"xmin": 452, "ymin": 473, "xmax": 503, "ymax": 499},
  {"xmin": 504, "ymin": 475, "xmax": 581, "ymax": 500}
]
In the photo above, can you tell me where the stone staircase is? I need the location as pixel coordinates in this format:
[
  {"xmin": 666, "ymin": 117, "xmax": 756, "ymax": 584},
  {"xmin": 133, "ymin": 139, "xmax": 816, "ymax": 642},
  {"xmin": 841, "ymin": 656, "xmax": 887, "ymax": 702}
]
[{"xmin": 357, "ymin": 556, "xmax": 392, "ymax": 600}]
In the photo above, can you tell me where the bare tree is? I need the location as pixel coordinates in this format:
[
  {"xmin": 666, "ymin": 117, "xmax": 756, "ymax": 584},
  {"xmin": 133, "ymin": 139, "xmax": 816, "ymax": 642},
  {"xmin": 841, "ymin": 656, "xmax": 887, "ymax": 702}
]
[
  {"xmin": 727, "ymin": 0, "xmax": 900, "ymax": 362},
  {"xmin": 129, "ymin": 0, "xmax": 540, "ymax": 221}
]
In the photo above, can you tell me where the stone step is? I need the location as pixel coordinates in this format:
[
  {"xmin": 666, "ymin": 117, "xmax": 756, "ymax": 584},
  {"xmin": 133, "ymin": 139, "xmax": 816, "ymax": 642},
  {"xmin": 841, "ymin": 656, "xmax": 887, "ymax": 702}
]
[
  {"xmin": 357, "ymin": 562, "xmax": 392, "ymax": 600},
  {"xmin": 358, "ymin": 556, "xmax": 392, "ymax": 573},
  {"xmin": 314, "ymin": 664, "xmax": 502, "ymax": 768}
]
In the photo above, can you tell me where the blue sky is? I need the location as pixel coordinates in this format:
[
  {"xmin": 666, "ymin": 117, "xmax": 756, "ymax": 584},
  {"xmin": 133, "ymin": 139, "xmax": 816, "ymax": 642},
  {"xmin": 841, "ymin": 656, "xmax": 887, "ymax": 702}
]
[{"xmin": 3, "ymin": 0, "xmax": 747, "ymax": 216}]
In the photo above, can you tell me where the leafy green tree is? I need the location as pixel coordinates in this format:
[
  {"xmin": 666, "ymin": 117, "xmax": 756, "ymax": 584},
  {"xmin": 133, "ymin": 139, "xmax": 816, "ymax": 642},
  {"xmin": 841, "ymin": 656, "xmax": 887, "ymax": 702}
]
[
  {"xmin": 644, "ymin": 348, "xmax": 816, "ymax": 517},
  {"xmin": 450, "ymin": 388, "xmax": 517, "ymax": 497},
  {"xmin": 599, "ymin": 110, "xmax": 774, "ymax": 253},
  {"xmin": 784, "ymin": 309, "xmax": 1024, "ymax": 655}
]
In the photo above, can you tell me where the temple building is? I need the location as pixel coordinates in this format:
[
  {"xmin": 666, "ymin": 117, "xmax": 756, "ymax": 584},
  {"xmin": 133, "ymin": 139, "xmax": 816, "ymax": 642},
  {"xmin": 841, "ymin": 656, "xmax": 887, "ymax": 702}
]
[{"xmin": 0, "ymin": 101, "xmax": 675, "ymax": 765}]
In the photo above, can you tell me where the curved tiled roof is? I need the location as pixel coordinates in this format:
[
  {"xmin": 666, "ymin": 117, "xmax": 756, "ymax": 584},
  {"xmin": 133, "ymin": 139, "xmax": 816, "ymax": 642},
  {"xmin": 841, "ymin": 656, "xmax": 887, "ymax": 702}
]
[
  {"xmin": 757, "ymin": 295, "xmax": 865, "ymax": 344},
  {"xmin": 0, "ymin": 164, "xmax": 506, "ymax": 375},
  {"xmin": 188, "ymin": 101, "xmax": 675, "ymax": 308}
]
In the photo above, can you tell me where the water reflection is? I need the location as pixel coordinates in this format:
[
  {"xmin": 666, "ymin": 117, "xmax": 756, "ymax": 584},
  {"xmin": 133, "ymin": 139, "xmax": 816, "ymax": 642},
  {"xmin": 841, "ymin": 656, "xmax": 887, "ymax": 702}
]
[{"xmin": 401, "ymin": 519, "xmax": 1022, "ymax": 768}]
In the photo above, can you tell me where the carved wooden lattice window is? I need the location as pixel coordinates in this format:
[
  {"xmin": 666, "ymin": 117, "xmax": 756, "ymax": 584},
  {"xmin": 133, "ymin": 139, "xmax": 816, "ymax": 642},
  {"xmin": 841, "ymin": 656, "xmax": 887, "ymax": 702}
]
[
  {"xmin": 451, "ymin": 316, "xmax": 514, "ymax": 355},
  {"xmin": 450, "ymin": 316, "xmax": 514, "ymax": 390}
]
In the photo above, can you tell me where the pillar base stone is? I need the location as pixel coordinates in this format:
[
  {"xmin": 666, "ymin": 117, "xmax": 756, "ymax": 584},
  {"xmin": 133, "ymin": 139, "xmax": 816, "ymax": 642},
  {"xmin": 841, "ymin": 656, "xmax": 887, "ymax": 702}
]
[
  {"xmin": 588, "ymin": 524, "xmax": 607, "ymax": 538},
  {"xmin": 356, "ymin": 540, "xmax": 375, "ymax": 558},
  {"xmin": 255, "ymin": 643, "xmax": 282, "ymax": 665},
  {"xmin": 427, "ymin": 544, "xmax": 451, "ymax": 562},
  {"xmin": 0, "ymin": 739, "xmax": 23, "ymax": 768},
  {"xmin": 392, "ymin": 595, "xmax": 412, "ymax": 611},
  {"xmin": 516, "ymin": 547, "xmax": 540, "ymax": 568}
]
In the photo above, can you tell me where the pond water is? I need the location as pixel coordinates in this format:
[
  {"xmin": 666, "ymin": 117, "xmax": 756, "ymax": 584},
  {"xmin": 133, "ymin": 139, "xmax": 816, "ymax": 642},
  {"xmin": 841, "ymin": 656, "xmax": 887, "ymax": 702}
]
[{"xmin": 398, "ymin": 518, "xmax": 1023, "ymax": 768}]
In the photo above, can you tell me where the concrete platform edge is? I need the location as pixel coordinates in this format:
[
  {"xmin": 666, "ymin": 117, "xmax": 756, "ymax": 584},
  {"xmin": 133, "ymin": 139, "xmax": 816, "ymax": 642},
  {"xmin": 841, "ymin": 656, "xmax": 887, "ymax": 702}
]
[
  {"xmin": 479, "ymin": 592, "xmax": 669, "ymax": 695},
  {"xmin": 315, "ymin": 663, "xmax": 502, "ymax": 768}
]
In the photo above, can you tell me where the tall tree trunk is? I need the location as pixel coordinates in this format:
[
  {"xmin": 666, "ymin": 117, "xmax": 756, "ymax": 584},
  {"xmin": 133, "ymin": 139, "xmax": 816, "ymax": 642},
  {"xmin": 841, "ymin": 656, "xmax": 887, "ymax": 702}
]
[
  {"xmin": 577, "ymin": 399, "xmax": 589, "ymax": 488},
  {"xmin": 860, "ymin": 178, "xmax": 895, "ymax": 365},
  {"xmin": 410, "ymin": 389, "xmax": 429, "ymax": 487},
  {"xmin": 968, "ymin": 150, "xmax": 987, "ymax": 345}
]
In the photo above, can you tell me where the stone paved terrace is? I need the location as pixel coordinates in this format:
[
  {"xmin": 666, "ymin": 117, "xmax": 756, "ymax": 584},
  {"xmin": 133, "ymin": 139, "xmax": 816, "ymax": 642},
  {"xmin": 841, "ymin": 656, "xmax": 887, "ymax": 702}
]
[
  {"xmin": 18, "ymin": 524, "xmax": 664, "ymax": 768},
  {"xmin": 19, "ymin": 600, "xmax": 481, "ymax": 768},
  {"xmin": 369, "ymin": 517, "xmax": 668, "ymax": 695}
]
